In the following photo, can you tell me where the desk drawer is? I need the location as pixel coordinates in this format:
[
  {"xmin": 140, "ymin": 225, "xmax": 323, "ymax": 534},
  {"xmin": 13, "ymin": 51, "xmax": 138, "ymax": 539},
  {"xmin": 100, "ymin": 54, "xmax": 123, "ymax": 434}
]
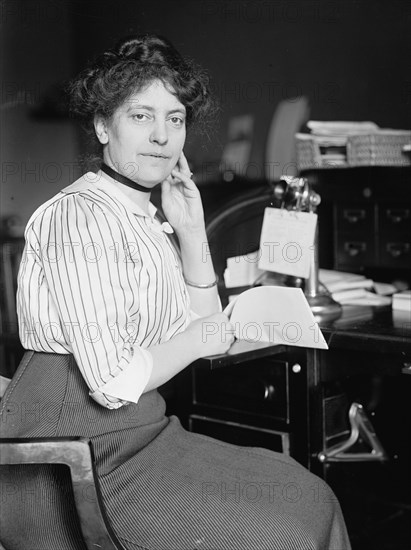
[
  {"xmin": 335, "ymin": 237, "xmax": 375, "ymax": 267},
  {"xmin": 189, "ymin": 414, "xmax": 290, "ymax": 454},
  {"xmin": 379, "ymin": 205, "xmax": 411, "ymax": 234},
  {"xmin": 335, "ymin": 204, "xmax": 375, "ymax": 232},
  {"xmin": 379, "ymin": 239, "xmax": 411, "ymax": 268},
  {"xmin": 193, "ymin": 359, "xmax": 289, "ymax": 423}
]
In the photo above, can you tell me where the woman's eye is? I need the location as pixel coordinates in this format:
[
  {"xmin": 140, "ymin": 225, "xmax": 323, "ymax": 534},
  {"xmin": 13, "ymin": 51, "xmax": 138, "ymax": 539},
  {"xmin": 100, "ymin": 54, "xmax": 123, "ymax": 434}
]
[
  {"xmin": 132, "ymin": 113, "xmax": 149, "ymax": 122},
  {"xmin": 169, "ymin": 116, "xmax": 185, "ymax": 128}
]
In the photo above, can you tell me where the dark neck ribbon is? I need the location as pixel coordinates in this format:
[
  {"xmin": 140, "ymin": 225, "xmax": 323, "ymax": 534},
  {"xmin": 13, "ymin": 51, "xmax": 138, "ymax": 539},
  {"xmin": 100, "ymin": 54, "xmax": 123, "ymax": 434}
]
[{"xmin": 101, "ymin": 163, "xmax": 152, "ymax": 193}]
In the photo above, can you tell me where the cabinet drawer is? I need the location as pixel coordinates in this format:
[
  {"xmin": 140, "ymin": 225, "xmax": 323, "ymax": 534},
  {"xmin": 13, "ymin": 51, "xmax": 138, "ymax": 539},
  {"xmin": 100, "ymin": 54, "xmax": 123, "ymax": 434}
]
[
  {"xmin": 335, "ymin": 238, "xmax": 375, "ymax": 267},
  {"xmin": 189, "ymin": 414, "xmax": 290, "ymax": 454},
  {"xmin": 335, "ymin": 204, "xmax": 375, "ymax": 233},
  {"xmin": 193, "ymin": 359, "xmax": 289, "ymax": 423},
  {"xmin": 379, "ymin": 206, "xmax": 411, "ymax": 234},
  {"xmin": 379, "ymin": 239, "xmax": 411, "ymax": 268}
]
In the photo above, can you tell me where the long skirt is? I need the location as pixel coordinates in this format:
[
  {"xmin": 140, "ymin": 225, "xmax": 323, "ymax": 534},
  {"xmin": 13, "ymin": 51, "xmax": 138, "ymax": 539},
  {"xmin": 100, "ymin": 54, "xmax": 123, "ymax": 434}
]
[{"xmin": 0, "ymin": 351, "xmax": 351, "ymax": 549}]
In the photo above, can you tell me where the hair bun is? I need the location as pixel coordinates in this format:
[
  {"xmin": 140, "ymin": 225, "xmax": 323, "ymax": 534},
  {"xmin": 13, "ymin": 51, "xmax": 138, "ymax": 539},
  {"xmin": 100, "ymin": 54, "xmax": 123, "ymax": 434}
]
[{"xmin": 116, "ymin": 37, "xmax": 144, "ymax": 58}]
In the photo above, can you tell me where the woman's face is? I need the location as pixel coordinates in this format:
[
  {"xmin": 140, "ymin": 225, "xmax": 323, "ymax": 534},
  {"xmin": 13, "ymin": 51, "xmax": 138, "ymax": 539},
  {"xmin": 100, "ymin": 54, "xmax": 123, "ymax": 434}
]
[{"xmin": 95, "ymin": 79, "xmax": 186, "ymax": 187}]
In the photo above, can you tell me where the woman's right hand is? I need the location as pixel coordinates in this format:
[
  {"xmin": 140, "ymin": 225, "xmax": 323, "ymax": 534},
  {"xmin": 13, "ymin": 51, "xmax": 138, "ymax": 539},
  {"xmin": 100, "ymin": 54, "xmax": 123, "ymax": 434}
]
[{"xmin": 185, "ymin": 312, "xmax": 235, "ymax": 357}]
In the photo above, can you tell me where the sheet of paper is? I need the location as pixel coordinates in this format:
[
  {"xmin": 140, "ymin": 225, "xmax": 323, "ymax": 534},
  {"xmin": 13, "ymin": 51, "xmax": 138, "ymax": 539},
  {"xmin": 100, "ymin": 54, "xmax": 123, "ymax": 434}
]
[
  {"xmin": 258, "ymin": 208, "xmax": 317, "ymax": 279},
  {"xmin": 224, "ymin": 286, "xmax": 328, "ymax": 350}
]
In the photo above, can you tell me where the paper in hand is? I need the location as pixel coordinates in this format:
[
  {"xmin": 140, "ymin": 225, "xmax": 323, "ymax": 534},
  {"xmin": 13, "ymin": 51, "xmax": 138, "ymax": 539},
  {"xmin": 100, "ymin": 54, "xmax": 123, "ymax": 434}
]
[{"xmin": 224, "ymin": 286, "xmax": 328, "ymax": 350}]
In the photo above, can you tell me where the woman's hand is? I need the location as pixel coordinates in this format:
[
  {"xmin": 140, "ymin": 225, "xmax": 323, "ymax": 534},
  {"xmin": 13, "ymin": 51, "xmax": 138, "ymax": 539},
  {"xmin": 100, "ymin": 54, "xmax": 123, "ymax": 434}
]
[
  {"xmin": 184, "ymin": 312, "xmax": 236, "ymax": 357},
  {"xmin": 161, "ymin": 151, "xmax": 205, "ymax": 235}
]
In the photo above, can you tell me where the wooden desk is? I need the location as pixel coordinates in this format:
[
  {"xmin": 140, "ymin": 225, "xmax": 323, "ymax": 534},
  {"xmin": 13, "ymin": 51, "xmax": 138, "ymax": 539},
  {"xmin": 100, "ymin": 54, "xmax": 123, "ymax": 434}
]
[
  {"xmin": 188, "ymin": 305, "xmax": 411, "ymax": 547},
  {"xmin": 191, "ymin": 305, "xmax": 410, "ymax": 459}
]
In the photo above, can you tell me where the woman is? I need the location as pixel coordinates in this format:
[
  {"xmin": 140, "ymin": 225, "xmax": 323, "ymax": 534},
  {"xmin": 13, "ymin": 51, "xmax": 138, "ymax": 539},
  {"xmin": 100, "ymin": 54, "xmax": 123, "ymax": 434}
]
[{"xmin": 1, "ymin": 34, "xmax": 351, "ymax": 549}]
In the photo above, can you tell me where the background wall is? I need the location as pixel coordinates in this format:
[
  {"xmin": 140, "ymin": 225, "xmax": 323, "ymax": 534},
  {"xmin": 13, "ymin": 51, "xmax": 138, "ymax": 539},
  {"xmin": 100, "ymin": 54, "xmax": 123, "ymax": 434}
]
[
  {"xmin": 1, "ymin": 0, "xmax": 410, "ymax": 227},
  {"xmin": 1, "ymin": 0, "xmax": 79, "ymax": 230}
]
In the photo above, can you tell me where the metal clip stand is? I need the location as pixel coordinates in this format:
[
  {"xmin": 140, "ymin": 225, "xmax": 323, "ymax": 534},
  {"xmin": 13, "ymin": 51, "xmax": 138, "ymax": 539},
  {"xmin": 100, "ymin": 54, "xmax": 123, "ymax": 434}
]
[
  {"xmin": 318, "ymin": 402, "xmax": 388, "ymax": 463},
  {"xmin": 275, "ymin": 177, "xmax": 342, "ymax": 323}
]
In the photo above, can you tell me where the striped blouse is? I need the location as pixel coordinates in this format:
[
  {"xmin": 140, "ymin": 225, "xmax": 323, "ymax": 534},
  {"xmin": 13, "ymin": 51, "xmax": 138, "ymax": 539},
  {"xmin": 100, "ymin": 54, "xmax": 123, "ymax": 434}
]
[{"xmin": 17, "ymin": 171, "xmax": 194, "ymax": 409}]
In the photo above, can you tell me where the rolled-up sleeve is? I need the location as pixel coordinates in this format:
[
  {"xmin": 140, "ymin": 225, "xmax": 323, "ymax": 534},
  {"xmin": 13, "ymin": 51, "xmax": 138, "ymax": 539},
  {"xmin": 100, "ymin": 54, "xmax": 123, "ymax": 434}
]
[
  {"xmin": 33, "ymin": 193, "xmax": 152, "ymax": 409},
  {"xmin": 90, "ymin": 346, "xmax": 153, "ymax": 409}
]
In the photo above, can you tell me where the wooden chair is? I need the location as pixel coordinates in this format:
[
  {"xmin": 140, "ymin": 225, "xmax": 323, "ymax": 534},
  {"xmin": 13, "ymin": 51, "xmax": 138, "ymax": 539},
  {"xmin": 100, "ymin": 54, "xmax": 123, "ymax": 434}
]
[
  {"xmin": 0, "ymin": 438, "xmax": 125, "ymax": 550},
  {"xmin": 0, "ymin": 238, "xmax": 25, "ymax": 377},
  {"xmin": 205, "ymin": 187, "xmax": 285, "ymax": 307}
]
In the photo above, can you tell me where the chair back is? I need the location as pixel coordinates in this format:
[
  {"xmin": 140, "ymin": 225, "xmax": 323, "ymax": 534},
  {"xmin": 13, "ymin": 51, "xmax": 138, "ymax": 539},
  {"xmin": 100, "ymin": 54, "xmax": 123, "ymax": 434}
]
[
  {"xmin": 0, "ymin": 238, "xmax": 25, "ymax": 375},
  {"xmin": 0, "ymin": 438, "xmax": 125, "ymax": 550},
  {"xmin": 265, "ymin": 96, "xmax": 310, "ymax": 182}
]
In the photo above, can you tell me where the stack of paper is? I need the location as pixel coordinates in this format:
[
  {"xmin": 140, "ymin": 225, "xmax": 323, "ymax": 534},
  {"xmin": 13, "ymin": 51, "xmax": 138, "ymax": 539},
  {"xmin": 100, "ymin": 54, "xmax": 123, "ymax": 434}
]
[
  {"xmin": 307, "ymin": 121, "xmax": 380, "ymax": 137},
  {"xmin": 392, "ymin": 290, "xmax": 411, "ymax": 312},
  {"xmin": 319, "ymin": 269, "xmax": 392, "ymax": 307}
]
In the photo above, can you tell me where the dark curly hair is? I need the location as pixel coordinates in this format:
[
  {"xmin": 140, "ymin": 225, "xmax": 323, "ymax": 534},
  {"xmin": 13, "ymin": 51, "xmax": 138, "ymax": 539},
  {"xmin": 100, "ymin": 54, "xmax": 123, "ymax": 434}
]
[{"xmin": 69, "ymin": 34, "xmax": 214, "ymax": 148}]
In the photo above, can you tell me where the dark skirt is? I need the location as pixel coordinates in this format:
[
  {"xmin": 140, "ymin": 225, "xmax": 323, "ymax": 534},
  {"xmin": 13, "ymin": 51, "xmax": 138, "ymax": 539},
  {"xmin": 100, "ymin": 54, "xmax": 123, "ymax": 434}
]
[{"xmin": 0, "ymin": 351, "xmax": 351, "ymax": 549}]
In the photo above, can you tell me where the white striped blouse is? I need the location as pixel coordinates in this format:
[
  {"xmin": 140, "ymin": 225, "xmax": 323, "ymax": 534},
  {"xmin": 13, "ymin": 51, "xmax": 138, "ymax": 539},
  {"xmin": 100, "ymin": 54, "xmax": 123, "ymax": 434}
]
[{"xmin": 17, "ymin": 171, "xmax": 194, "ymax": 409}]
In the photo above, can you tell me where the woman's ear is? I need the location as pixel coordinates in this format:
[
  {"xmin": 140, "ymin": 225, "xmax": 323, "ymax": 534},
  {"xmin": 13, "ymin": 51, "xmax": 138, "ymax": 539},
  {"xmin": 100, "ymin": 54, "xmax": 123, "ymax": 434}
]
[{"xmin": 94, "ymin": 115, "xmax": 109, "ymax": 145}]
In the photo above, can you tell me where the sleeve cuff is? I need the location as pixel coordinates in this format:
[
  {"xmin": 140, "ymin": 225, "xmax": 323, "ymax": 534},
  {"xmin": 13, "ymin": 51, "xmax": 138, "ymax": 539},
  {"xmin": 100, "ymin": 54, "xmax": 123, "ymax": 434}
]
[{"xmin": 89, "ymin": 347, "xmax": 153, "ymax": 409}]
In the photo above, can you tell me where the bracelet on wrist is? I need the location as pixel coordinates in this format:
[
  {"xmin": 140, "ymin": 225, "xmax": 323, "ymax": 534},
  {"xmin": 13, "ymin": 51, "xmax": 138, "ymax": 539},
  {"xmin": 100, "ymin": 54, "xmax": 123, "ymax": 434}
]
[{"xmin": 183, "ymin": 275, "xmax": 218, "ymax": 289}]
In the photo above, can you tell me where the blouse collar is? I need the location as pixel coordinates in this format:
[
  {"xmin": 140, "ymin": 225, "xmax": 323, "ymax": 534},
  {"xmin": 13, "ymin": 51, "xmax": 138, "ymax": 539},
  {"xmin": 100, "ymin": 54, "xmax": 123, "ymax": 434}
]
[{"xmin": 62, "ymin": 171, "xmax": 158, "ymax": 219}]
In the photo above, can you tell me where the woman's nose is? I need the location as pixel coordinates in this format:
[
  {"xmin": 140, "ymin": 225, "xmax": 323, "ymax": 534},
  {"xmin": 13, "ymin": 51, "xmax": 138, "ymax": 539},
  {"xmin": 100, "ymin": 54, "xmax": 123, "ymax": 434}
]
[{"xmin": 149, "ymin": 120, "xmax": 168, "ymax": 145}]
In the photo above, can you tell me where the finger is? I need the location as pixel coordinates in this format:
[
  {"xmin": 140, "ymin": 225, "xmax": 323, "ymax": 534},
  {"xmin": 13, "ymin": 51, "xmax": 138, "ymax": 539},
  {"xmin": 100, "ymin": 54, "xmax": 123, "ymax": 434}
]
[
  {"xmin": 222, "ymin": 318, "xmax": 235, "ymax": 331},
  {"xmin": 171, "ymin": 168, "xmax": 195, "ymax": 187},
  {"xmin": 178, "ymin": 151, "xmax": 191, "ymax": 176}
]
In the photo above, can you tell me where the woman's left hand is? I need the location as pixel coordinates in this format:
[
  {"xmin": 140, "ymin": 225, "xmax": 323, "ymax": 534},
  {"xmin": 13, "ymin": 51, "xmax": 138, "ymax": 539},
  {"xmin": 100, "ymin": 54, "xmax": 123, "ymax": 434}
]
[{"xmin": 161, "ymin": 152, "xmax": 205, "ymax": 235}]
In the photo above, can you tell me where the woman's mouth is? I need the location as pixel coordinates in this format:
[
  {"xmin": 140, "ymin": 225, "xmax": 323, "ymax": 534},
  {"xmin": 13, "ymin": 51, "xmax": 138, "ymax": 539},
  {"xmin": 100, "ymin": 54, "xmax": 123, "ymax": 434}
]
[{"xmin": 141, "ymin": 153, "xmax": 170, "ymax": 159}]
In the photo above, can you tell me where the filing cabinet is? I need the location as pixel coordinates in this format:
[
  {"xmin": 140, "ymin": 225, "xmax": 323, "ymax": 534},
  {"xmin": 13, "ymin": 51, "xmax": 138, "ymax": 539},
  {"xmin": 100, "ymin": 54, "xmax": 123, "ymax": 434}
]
[
  {"xmin": 334, "ymin": 201, "xmax": 410, "ymax": 271},
  {"xmin": 379, "ymin": 204, "xmax": 410, "ymax": 269},
  {"xmin": 304, "ymin": 167, "xmax": 411, "ymax": 280}
]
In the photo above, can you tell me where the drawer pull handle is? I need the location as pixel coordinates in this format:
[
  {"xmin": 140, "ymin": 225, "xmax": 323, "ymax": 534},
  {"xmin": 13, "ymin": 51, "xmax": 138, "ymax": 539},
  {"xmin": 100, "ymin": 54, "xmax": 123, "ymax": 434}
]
[
  {"xmin": 386, "ymin": 242, "xmax": 410, "ymax": 258},
  {"xmin": 402, "ymin": 363, "xmax": 411, "ymax": 375},
  {"xmin": 263, "ymin": 384, "xmax": 276, "ymax": 401},
  {"xmin": 344, "ymin": 242, "xmax": 366, "ymax": 257},
  {"xmin": 343, "ymin": 209, "xmax": 366, "ymax": 224},
  {"xmin": 386, "ymin": 209, "xmax": 409, "ymax": 224}
]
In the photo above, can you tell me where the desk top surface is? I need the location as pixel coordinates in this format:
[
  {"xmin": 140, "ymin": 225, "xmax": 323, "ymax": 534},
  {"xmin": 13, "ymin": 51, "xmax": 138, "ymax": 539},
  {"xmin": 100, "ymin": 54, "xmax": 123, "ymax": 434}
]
[
  {"xmin": 196, "ymin": 305, "xmax": 411, "ymax": 368},
  {"xmin": 320, "ymin": 305, "xmax": 410, "ymax": 354}
]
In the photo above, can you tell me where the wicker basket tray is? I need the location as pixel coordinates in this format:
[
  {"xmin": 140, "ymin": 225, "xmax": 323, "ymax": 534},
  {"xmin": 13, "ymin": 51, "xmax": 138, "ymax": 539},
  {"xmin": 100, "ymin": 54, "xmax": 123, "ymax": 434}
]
[
  {"xmin": 296, "ymin": 131, "xmax": 411, "ymax": 171},
  {"xmin": 347, "ymin": 131, "xmax": 411, "ymax": 166}
]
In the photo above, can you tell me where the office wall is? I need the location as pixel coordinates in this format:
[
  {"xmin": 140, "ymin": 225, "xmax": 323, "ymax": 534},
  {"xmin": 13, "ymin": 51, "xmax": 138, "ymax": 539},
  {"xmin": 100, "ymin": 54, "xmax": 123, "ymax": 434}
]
[
  {"xmin": 1, "ymin": 0, "xmax": 79, "ymax": 228},
  {"xmin": 1, "ymin": 0, "xmax": 410, "ymax": 225},
  {"xmin": 71, "ymin": 0, "xmax": 410, "ymax": 173}
]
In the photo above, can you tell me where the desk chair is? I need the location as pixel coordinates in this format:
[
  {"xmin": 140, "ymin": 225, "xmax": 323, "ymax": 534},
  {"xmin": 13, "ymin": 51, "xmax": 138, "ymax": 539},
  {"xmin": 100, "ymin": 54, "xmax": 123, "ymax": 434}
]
[
  {"xmin": 0, "ymin": 238, "xmax": 25, "ymax": 377},
  {"xmin": 0, "ymin": 438, "xmax": 125, "ymax": 550},
  {"xmin": 265, "ymin": 96, "xmax": 310, "ymax": 182},
  {"xmin": 206, "ymin": 188, "xmax": 279, "ymax": 307}
]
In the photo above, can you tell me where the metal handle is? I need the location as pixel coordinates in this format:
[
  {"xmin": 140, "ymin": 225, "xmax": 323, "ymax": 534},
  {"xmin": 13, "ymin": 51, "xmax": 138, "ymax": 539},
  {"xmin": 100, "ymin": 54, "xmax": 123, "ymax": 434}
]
[
  {"xmin": 344, "ymin": 241, "xmax": 366, "ymax": 257},
  {"xmin": 262, "ymin": 382, "xmax": 276, "ymax": 401},
  {"xmin": 402, "ymin": 363, "xmax": 411, "ymax": 375},
  {"xmin": 343, "ymin": 209, "xmax": 365, "ymax": 224},
  {"xmin": 386, "ymin": 208, "xmax": 409, "ymax": 224},
  {"xmin": 386, "ymin": 242, "xmax": 410, "ymax": 258}
]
